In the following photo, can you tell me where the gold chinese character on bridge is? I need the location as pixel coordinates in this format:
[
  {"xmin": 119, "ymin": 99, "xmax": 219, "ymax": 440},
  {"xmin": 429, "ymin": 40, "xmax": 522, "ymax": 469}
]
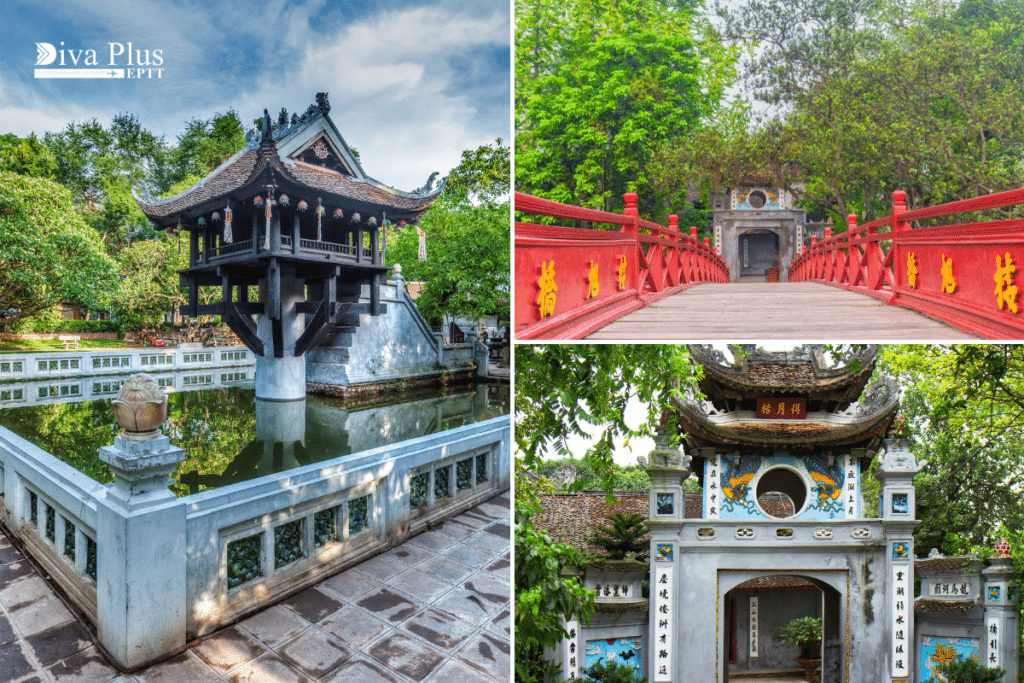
[
  {"xmin": 994, "ymin": 253, "xmax": 1018, "ymax": 313},
  {"xmin": 617, "ymin": 256, "xmax": 627, "ymax": 291},
  {"xmin": 940, "ymin": 254, "xmax": 956, "ymax": 294},
  {"xmin": 536, "ymin": 260, "xmax": 558, "ymax": 318},
  {"xmin": 587, "ymin": 260, "xmax": 599, "ymax": 299},
  {"xmin": 907, "ymin": 252, "xmax": 918, "ymax": 288}
]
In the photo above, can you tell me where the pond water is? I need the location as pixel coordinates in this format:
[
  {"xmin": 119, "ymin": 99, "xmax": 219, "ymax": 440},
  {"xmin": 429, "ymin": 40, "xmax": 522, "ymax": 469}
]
[{"xmin": 0, "ymin": 379, "xmax": 509, "ymax": 497}]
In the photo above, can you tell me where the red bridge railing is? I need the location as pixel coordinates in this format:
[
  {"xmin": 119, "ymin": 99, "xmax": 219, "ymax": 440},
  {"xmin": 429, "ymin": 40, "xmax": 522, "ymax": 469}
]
[
  {"xmin": 515, "ymin": 191, "xmax": 729, "ymax": 340},
  {"xmin": 788, "ymin": 189, "xmax": 1024, "ymax": 338}
]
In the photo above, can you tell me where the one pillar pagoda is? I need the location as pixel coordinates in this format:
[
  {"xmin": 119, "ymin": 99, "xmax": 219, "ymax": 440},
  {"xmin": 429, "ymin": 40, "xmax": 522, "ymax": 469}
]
[{"xmin": 134, "ymin": 93, "xmax": 444, "ymax": 400}]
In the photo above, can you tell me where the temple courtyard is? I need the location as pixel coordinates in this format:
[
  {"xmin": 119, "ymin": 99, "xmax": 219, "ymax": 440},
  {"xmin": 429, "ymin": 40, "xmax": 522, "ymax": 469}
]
[{"xmin": 0, "ymin": 491, "xmax": 510, "ymax": 683}]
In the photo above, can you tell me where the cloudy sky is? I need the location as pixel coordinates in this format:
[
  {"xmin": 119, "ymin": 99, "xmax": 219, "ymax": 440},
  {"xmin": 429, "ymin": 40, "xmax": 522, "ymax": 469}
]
[{"xmin": 0, "ymin": 0, "xmax": 510, "ymax": 192}]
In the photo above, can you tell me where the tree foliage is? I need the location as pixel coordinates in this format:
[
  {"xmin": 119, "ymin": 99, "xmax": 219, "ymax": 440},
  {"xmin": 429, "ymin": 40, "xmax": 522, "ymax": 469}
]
[
  {"xmin": 386, "ymin": 140, "xmax": 509, "ymax": 326},
  {"xmin": 0, "ymin": 133, "xmax": 57, "ymax": 179},
  {"xmin": 515, "ymin": 0, "xmax": 741, "ymax": 215},
  {"xmin": 0, "ymin": 171, "xmax": 117, "ymax": 325},
  {"xmin": 112, "ymin": 233, "xmax": 187, "ymax": 335},
  {"xmin": 590, "ymin": 512, "xmax": 650, "ymax": 560},
  {"xmin": 516, "ymin": 344, "xmax": 702, "ymax": 497}
]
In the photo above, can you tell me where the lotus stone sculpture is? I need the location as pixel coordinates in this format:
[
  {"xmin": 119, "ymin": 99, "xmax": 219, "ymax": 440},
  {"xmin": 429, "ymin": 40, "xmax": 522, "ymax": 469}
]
[{"xmin": 111, "ymin": 373, "xmax": 168, "ymax": 441}]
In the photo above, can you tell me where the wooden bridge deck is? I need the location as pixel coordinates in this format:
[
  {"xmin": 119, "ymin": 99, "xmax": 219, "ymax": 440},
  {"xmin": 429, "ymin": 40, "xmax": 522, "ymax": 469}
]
[{"xmin": 585, "ymin": 282, "xmax": 978, "ymax": 340}]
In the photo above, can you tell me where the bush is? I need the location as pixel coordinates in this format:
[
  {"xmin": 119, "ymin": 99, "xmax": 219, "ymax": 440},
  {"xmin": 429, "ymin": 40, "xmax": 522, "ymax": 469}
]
[
  {"xmin": 927, "ymin": 655, "xmax": 1005, "ymax": 683},
  {"xmin": 780, "ymin": 616, "xmax": 823, "ymax": 658},
  {"xmin": 583, "ymin": 659, "xmax": 646, "ymax": 683}
]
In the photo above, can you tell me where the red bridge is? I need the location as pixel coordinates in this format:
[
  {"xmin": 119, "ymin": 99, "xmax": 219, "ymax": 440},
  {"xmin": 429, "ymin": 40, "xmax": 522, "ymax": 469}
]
[{"xmin": 515, "ymin": 189, "xmax": 1024, "ymax": 340}]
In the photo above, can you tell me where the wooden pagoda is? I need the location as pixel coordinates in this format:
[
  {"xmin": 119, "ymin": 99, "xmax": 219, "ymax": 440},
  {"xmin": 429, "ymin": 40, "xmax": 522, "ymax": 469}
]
[{"xmin": 134, "ymin": 93, "xmax": 444, "ymax": 399}]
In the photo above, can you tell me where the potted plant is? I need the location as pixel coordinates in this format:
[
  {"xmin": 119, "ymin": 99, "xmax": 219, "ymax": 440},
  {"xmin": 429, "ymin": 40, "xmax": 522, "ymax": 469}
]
[{"xmin": 779, "ymin": 616, "xmax": 823, "ymax": 682}]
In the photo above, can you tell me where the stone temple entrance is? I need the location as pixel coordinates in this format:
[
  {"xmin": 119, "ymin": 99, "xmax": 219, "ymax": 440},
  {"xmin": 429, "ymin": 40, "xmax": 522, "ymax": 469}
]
[
  {"xmin": 739, "ymin": 229, "xmax": 780, "ymax": 278},
  {"xmin": 722, "ymin": 573, "xmax": 844, "ymax": 683}
]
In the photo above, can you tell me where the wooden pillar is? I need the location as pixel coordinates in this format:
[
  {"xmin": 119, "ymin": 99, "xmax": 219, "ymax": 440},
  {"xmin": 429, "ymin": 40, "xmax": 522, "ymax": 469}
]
[{"xmin": 292, "ymin": 213, "xmax": 300, "ymax": 254}]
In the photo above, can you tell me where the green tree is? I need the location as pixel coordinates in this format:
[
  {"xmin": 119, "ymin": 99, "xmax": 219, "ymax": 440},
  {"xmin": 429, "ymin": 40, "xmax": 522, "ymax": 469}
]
[
  {"xmin": 516, "ymin": 344, "xmax": 701, "ymax": 497},
  {"xmin": 0, "ymin": 133, "xmax": 57, "ymax": 179},
  {"xmin": 583, "ymin": 659, "xmax": 647, "ymax": 683},
  {"xmin": 165, "ymin": 111, "xmax": 246, "ymax": 192},
  {"xmin": 516, "ymin": 479, "xmax": 595, "ymax": 683},
  {"xmin": 386, "ymin": 140, "xmax": 510, "ymax": 327},
  {"xmin": 0, "ymin": 171, "xmax": 117, "ymax": 327},
  {"xmin": 590, "ymin": 512, "xmax": 650, "ymax": 560},
  {"xmin": 111, "ymin": 232, "xmax": 187, "ymax": 335},
  {"xmin": 515, "ymin": 0, "xmax": 740, "ymax": 215}
]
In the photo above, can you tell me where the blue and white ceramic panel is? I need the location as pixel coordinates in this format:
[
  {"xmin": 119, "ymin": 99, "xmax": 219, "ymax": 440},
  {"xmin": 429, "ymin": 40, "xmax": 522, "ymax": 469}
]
[
  {"xmin": 716, "ymin": 452, "xmax": 847, "ymax": 520},
  {"xmin": 585, "ymin": 637, "xmax": 644, "ymax": 679},
  {"xmin": 919, "ymin": 635, "xmax": 979, "ymax": 683}
]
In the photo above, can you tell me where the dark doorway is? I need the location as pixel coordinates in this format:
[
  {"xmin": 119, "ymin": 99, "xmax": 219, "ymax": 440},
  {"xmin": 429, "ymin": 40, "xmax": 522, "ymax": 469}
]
[{"xmin": 739, "ymin": 230, "xmax": 780, "ymax": 277}]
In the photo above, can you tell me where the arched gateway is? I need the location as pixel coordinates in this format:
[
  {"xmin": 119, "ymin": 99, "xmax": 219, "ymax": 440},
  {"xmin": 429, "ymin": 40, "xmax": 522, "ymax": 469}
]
[{"xmin": 544, "ymin": 345, "xmax": 1018, "ymax": 683}]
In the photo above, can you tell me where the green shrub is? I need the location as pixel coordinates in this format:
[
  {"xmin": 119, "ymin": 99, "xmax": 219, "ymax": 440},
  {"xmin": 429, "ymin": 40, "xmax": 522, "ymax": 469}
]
[
  {"xmin": 927, "ymin": 655, "xmax": 1005, "ymax": 683},
  {"xmin": 780, "ymin": 616, "xmax": 823, "ymax": 658},
  {"xmin": 583, "ymin": 659, "xmax": 646, "ymax": 683}
]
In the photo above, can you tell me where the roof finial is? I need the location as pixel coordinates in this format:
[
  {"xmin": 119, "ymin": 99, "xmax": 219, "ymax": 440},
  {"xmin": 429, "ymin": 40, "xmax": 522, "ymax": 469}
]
[
  {"xmin": 261, "ymin": 109, "xmax": 273, "ymax": 143},
  {"xmin": 315, "ymin": 92, "xmax": 330, "ymax": 115}
]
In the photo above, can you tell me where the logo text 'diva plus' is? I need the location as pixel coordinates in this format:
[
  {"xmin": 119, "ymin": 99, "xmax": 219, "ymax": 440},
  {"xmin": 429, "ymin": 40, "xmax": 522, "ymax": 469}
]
[{"xmin": 34, "ymin": 42, "xmax": 163, "ymax": 79}]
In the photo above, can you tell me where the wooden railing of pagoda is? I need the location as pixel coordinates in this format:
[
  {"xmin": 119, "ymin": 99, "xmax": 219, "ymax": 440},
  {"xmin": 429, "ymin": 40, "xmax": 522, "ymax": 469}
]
[
  {"xmin": 515, "ymin": 191, "xmax": 729, "ymax": 340},
  {"xmin": 788, "ymin": 189, "xmax": 1024, "ymax": 338}
]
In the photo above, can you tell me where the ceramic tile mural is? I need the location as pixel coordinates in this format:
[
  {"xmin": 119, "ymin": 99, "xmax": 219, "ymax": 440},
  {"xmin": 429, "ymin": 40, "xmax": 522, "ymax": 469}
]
[
  {"xmin": 585, "ymin": 637, "xmax": 644, "ymax": 678},
  {"xmin": 713, "ymin": 452, "xmax": 849, "ymax": 520},
  {"xmin": 919, "ymin": 636, "xmax": 979, "ymax": 683}
]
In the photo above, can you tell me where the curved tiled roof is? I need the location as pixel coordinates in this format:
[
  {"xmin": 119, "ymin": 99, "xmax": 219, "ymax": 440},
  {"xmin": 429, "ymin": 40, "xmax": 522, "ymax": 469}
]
[
  {"xmin": 915, "ymin": 556, "xmax": 978, "ymax": 572},
  {"xmin": 914, "ymin": 597, "xmax": 977, "ymax": 613}
]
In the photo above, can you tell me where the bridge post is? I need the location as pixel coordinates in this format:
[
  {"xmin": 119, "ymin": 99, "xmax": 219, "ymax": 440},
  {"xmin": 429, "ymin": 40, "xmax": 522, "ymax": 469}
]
[
  {"xmin": 810, "ymin": 235, "xmax": 818, "ymax": 280},
  {"xmin": 669, "ymin": 215, "xmax": 681, "ymax": 285},
  {"xmin": 622, "ymin": 192, "xmax": 638, "ymax": 234},
  {"xmin": 890, "ymin": 191, "xmax": 909, "ymax": 304},
  {"xmin": 825, "ymin": 227, "xmax": 833, "ymax": 282},
  {"xmin": 846, "ymin": 214, "xmax": 859, "ymax": 289}
]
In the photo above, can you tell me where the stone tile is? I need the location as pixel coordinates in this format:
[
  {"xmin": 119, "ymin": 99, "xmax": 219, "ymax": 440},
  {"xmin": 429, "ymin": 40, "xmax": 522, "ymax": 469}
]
[
  {"xmin": 355, "ymin": 588, "xmax": 422, "ymax": 625},
  {"xmin": 474, "ymin": 503, "xmax": 509, "ymax": 521},
  {"xmin": 489, "ymin": 493, "xmax": 510, "ymax": 508},
  {"xmin": 228, "ymin": 652, "xmax": 313, "ymax": 683},
  {"xmin": 400, "ymin": 608, "xmax": 476, "ymax": 653},
  {"xmin": 487, "ymin": 609, "xmax": 511, "ymax": 639},
  {"xmin": 25, "ymin": 619, "xmax": 92, "ymax": 667},
  {"xmin": 416, "ymin": 556, "xmax": 475, "ymax": 586},
  {"xmin": 440, "ymin": 544, "xmax": 495, "ymax": 569},
  {"xmin": 14, "ymin": 676, "xmax": 44, "ymax": 683},
  {"xmin": 0, "ymin": 561, "xmax": 34, "ymax": 585},
  {"xmin": 0, "ymin": 542, "xmax": 21, "ymax": 565},
  {"xmin": 320, "ymin": 569, "xmax": 379, "ymax": 602},
  {"xmin": 422, "ymin": 658, "xmax": 499, "ymax": 683},
  {"xmin": 384, "ymin": 544, "xmax": 435, "ymax": 568},
  {"xmin": 485, "ymin": 554, "xmax": 509, "ymax": 575},
  {"xmin": 449, "ymin": 509, "xmax": 496, "ymax": 530},
  {"xmin": 44, "ymin": 645, "xmax": 121, "ymax": 683},
  {"xmin": 351, "ymin": 554, "xmax": 409, "ymax": 583},
  {"xmin": 192, "ymin": 626, "xmax": 269, "ymax": 674},
  {"xmin": 367, "ymin": 632, "xmax": 444, "ymax": 682},
  {"xmin": 385, "ymin": 569, "xmax": 451, "ymax": 604},
  {"xmin": 456, "ymin": 632, "xmax": 510, "ymax": 681},
  {"xmin": 462, "ymin": 532, "xmax": 508, "ymax": 555},
  {"xmin": 430, "ymin": 521, "xmax": 474, "ymax": 542},
  {"xmin": 0, "ymin": 576, "xmax": 52, "ymax": 611},
  {"xmin": 462, "ymin": 572, "xmax": 509, "ymax": 607},
  {"xmin": 238, "ymin": 605, "xmax": 312, "ymax": 648},
  {"xmin": 276, "ymin": 626, "xmax": 351, "ymax": 679},
  {"xmin": 0, "ymin": 615, "xmax": 15, "ymax": 647},
  {"xmin": 319, "ymin": 607, "xmax": 390, "ymax": 650},
  {"xmin": 432, "ymin": 588, "xmax": 495, "ymax": 627},
  {"xmin": 108, "ymin": 677, "xmax": 142, "ymax": 683},
  {"xmin": 9, "ymin": 595, "xmax": 75, "ymax": 637},
  {"xmin": 0, "ymin": 642, "xmax": 35, "ymax": 682},
  {"xmin": 135, "ymin": 651, "xmax": 220, "ymax": 683},
  {"xmin": 320, "ymin": 656, "xmax": 405, "ymax": 683},
  {"xmin": 405, "ymin": 530, "xmax": 458, "ymax": 553},
  {"xmin": 481, "ymin": 522, "xmax": 510, "ymax": 539},
  {"xmin": 280, "ymin": 587, "xmax": 343, "ymax": 625}
]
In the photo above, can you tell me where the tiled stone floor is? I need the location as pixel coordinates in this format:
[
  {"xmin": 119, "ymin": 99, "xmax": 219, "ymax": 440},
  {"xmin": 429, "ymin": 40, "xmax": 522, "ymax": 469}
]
[{"xmin": 0, "ymin": 491, "xmax": 510, "ymax": 683}]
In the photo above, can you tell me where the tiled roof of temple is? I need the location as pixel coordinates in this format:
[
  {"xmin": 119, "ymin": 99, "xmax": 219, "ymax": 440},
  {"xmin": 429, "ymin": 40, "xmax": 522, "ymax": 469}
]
[{"xmin": 134, "ymin": 92, "xmax": 444, "ymax": 226}]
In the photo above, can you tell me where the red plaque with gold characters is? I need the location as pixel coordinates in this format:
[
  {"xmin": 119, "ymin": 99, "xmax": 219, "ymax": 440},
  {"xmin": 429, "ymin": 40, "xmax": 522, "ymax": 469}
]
[{"xmin": 756, "ymin": 398, "xmax": 806, "ymax": 420}]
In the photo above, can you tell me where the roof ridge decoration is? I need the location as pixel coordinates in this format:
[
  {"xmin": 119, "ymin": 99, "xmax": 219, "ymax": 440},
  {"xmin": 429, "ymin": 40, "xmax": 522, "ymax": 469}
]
[{"xmin": 689, "ymin": 344, "xmax": 877, "ymax": 378}]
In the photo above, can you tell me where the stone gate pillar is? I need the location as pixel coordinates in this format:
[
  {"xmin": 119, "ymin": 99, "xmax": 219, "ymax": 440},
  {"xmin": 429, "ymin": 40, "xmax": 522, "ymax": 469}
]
[
  {"xmin": 876, "ymin": 438, "xmax": 925, "ymax": 683},
  {"xmin": 983, "ymin": 546, "xmax": 1019, "ymax": 682}
]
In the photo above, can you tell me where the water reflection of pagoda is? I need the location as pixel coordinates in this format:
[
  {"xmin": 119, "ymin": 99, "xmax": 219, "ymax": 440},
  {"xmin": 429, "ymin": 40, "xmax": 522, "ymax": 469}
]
[{"xmin": 134, "ymin": 93, "xmax": 444, "ymax": 399}]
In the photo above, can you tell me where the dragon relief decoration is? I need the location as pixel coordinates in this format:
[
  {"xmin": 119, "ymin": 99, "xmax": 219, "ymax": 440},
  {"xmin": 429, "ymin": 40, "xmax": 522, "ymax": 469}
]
[{"xmin": 720, "ymin": 456, "xmax": 760, "ymax": 516}]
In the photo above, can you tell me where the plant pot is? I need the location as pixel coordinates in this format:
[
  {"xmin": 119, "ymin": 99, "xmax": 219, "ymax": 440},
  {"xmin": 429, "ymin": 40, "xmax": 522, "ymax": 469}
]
[{"xmin": 795, "ymin": 657, "xmax": 821, "ymax": 683}]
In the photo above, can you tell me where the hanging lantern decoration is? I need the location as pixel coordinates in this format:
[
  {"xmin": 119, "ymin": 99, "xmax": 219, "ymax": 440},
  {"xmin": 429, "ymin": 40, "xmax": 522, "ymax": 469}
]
[
  {"xmin": 197, "ymin": 217, "xmax": 206, "ymax": 228},
  {"xmin": 279, "ymin": 194, "xmax": 290, "ymax": 207},
  {"xmin": 367, "ymin": 216, "xmax": 378, "ymax": 227},
  {"xmin": 264, "ymin": 190, "xmax": 273, "ymax": 250},
  {"xmin": 316, "ymin": 198, "xmax": 324, "ymax": 241},
  {"xmin": 211, "ymin": 211, "xmax": 221, "ymax": 223},
  {"xmin": 297, "ymin": 199, "xmax": 309, "ymax": 212},
  {"xmin": 351, "ymin": 212, "xmax": 361, "ymax": 224},
  {"xmin": 224, "ymin": 203, "xmax": 233, "ymax": 244},
  {"xmin": 253, "ymin": 195, "xmax": 264, "ymax": 207},
  {"xmin": 333, "ymin": 208, "xmax": 344, "ymax": 220},
  {"xmin": 398, "ymin": 220, "xmax": 407, "ymax": 227}
]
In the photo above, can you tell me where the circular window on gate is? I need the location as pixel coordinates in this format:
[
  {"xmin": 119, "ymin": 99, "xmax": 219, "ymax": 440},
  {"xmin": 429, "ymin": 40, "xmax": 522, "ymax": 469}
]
[
  {"xmin": 756, "ymin": 467, "xmax": 807, "ymax": 518},
  {"xmin": 747, "ymin": 190, "xmax": 767, "ymax": 209}
]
